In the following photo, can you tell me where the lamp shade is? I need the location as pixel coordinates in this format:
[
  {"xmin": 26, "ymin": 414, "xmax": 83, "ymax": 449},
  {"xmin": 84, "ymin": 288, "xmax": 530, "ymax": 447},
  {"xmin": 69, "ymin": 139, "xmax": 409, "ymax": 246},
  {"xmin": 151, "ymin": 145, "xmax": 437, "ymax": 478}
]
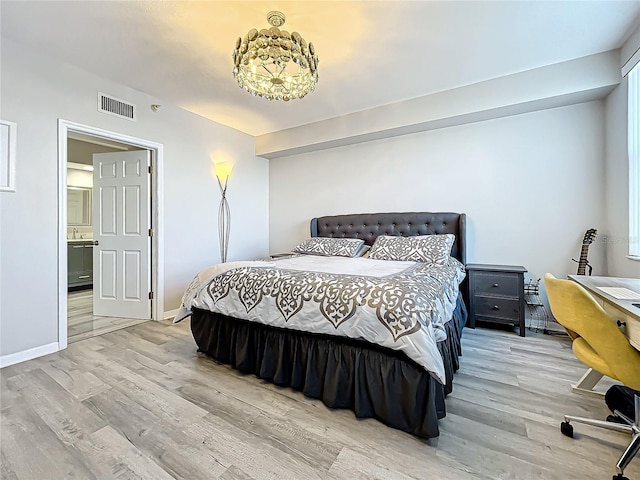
[{"xmin": 214, "ymin": 162, "xmax": 233, "ymax": 185}]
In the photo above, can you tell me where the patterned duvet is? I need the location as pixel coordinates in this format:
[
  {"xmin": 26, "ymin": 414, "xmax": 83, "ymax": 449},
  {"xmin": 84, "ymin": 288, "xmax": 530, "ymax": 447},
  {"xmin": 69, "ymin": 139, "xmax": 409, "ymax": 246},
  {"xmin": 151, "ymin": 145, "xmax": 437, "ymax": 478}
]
[{"xmin": 176, "ymin": 255, "xmax": 466, "ymax": 384}]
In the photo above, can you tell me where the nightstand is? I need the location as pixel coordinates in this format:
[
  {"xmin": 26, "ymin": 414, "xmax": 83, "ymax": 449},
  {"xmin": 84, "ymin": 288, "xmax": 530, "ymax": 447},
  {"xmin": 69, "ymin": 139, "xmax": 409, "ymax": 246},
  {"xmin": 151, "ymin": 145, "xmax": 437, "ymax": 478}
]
[
  {"xmin": 269, "ymin": 253, "xmax": 295, "ymax": 259},
  {"xmin": 467, "ymin": 264, "xmax": 528, "ymax": 337}
]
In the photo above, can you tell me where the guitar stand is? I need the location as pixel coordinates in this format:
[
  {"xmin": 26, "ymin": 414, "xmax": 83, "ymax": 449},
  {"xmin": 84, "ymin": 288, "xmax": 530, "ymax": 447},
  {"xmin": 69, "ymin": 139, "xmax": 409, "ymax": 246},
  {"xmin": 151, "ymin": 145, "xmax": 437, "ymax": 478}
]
[{"xmin": 572, "ymin": 258, "xmax": 594, "ymax": 276}]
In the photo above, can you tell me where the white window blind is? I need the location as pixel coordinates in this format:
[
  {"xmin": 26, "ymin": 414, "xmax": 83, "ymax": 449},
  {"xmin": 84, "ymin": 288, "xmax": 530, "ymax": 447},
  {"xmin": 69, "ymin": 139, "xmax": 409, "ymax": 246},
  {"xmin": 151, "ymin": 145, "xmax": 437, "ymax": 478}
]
[{"xmin": 630, "ymin": 63, "xmax": 640, "ymax": 257}]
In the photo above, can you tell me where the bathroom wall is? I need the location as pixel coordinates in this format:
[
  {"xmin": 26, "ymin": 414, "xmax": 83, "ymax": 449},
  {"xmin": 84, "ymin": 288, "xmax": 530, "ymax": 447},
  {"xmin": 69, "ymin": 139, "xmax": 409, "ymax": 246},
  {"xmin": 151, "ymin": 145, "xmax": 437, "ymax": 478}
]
[{"xmin": 65, "ymin": 139, "xmax": 126, "ymax": 241}]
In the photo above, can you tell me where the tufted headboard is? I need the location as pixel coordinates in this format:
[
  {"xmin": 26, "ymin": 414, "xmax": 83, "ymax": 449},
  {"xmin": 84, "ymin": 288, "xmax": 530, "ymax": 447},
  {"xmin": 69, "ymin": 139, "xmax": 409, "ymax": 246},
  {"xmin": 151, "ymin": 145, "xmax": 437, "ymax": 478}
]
[{"xmin": 310, "ymin": 212, "xmax": 466, "ymax": 264}]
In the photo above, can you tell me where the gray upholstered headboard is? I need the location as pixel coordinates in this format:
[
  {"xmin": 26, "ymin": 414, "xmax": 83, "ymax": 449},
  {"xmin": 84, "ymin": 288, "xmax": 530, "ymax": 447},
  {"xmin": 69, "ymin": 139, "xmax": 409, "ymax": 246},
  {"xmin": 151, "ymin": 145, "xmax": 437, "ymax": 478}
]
[{"xmin": 310, "ymin": 212, "xmax": 466, "ymax": 264}]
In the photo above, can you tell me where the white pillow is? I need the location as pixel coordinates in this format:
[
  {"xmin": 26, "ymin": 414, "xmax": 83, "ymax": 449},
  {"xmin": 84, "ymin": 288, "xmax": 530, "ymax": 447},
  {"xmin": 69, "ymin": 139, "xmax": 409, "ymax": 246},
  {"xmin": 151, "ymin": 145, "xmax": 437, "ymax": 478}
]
[
  {"xmin": 368, "ymin": 234, "xmax": 455, "ymax": 265},
  {"xmin": 292, "ymin": 237, "xmax": 365, "ymax": 257}
]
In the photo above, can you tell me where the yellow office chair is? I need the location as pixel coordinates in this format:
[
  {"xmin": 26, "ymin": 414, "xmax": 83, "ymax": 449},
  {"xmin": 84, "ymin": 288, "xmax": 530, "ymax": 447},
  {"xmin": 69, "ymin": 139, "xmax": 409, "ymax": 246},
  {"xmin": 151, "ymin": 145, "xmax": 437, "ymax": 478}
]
[{"xmin": 545, "ymin": 273, "xmax": 640, "ymax": 480}]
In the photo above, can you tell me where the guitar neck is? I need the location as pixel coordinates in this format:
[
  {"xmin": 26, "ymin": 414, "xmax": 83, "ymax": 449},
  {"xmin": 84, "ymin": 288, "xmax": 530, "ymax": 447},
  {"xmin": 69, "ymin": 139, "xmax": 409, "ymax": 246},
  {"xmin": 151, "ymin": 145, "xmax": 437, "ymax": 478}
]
[{"xmin": 577, "ymin": 244, "xmax": 590, "ymax": 275}]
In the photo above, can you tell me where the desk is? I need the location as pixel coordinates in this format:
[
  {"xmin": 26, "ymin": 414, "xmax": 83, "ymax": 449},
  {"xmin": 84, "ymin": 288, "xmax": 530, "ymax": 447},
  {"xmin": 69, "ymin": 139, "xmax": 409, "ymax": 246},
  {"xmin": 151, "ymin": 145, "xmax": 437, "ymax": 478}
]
[
  {"xmin": 569, "ymin": 275, "xmax": 640, "ymax": 351},
  {"xmin": 566, "ymin": 275, "xmax": 640, "ymax": 396}
]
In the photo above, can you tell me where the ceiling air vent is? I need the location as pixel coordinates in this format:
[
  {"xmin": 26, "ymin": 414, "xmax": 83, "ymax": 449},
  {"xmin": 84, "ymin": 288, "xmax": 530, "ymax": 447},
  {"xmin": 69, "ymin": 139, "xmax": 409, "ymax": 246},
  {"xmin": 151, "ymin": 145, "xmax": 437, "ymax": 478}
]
[{"xmin": 97, "ymin": 92, "xmax": 136, "ymax": 121}]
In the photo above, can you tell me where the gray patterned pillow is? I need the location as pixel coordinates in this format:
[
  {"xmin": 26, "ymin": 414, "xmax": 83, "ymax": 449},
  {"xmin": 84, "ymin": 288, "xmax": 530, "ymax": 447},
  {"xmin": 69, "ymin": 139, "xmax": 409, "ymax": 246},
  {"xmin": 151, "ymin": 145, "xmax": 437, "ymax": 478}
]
[
  {"xmin": 292, "ymin": 237, "xmax": 365, "ymax": 257},
  {"xmin": 368, "ymin": 234, "xmax": 455, "ymax": 265}
]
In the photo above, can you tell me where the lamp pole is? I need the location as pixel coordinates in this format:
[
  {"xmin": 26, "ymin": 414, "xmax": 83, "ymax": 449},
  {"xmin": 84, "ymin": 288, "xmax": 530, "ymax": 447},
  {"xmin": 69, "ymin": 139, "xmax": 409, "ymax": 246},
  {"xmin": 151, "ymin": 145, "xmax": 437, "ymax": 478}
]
[{"xmin": 217, "ymin": 175, "xmax": 230, "ymax": 263}]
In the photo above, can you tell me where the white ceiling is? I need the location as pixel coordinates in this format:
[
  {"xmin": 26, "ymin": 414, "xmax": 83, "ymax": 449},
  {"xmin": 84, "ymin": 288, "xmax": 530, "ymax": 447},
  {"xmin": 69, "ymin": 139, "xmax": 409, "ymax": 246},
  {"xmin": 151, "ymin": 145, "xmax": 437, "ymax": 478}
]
[{"xmin": 2, "ymin": 1, "xmax": 639, "ymax": 136}]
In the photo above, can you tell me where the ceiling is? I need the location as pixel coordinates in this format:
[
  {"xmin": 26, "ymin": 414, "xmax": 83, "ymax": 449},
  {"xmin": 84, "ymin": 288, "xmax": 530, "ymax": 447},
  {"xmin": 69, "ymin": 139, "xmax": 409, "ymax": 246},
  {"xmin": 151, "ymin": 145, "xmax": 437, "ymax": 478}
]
[{"xmin": 2, "ymin": 1, "xmax": 639, "ymax": 136}]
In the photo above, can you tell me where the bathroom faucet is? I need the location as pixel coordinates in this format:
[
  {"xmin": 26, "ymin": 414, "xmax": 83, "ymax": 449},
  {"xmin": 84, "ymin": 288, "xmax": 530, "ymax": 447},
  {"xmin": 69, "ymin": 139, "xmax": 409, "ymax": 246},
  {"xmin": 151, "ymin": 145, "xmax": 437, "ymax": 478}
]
[{"xmin": 72, "ymin": 227, "xmax": 78, "ymax": 239}]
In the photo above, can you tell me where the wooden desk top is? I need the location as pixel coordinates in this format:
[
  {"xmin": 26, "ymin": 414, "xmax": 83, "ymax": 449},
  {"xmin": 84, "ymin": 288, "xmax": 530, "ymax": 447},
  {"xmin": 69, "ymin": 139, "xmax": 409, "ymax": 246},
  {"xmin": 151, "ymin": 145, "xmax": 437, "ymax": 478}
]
[
  {"xmin": 569, "ymin": 275, "xmax": 640, "ymax": 321},
  {"xmin": 568, "ymin": 275, "xmax": 640, "ymax": 321},
  {"xmin": 568, "ymin": 275, "xmax": 640, "ymax": 351}
]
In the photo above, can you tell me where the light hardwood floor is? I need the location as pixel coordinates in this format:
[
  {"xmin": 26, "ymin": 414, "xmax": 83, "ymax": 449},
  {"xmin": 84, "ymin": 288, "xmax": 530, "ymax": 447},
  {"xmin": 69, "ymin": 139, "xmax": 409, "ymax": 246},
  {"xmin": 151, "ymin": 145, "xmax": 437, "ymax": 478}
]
[
  {"xmin": 1, "ymin": 320, "xmax": 638, "ymax": 480},
  {"xmin": 68, "ymin": 289, "xmax": 147, "ymax": 343}
]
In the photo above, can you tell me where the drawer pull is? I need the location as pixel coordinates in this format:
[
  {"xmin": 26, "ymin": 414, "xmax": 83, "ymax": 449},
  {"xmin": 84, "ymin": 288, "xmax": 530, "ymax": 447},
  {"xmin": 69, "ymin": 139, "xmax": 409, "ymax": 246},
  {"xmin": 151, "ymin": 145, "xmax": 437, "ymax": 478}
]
[
  {"xmin": 492, "ymin": 305, "xmax": 500, "ymax": 310},
  {"xmin": 617, "ymin": 320, "xmax": 627, "ymax": 328},
  {"xmin": 78, "ymin": 275, "xmax": 91, "ymax": 279},
  {"xmin": 493, "ymin": 283, "xmax": 499, "ymax": 287}
]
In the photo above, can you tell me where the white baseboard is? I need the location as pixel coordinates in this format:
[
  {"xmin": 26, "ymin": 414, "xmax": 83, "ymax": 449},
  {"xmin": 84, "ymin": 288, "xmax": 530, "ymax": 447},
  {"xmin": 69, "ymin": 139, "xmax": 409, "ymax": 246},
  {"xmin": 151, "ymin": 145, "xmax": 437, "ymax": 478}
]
[
  {"xmin": 0, "ymin": 342, "xmax": 59, "ymax": 369},
  {"xmin": 164, "ymin": 308, "xmax": 179, "ymax": 320}
]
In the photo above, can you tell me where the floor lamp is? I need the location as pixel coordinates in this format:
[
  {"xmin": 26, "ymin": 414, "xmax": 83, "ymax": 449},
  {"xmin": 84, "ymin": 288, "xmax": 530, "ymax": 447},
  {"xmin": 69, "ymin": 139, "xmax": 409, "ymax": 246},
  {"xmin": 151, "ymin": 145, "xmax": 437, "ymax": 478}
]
[{"xmin": 215, "ymin": 162, "xmax": 232, "ymax": 263}]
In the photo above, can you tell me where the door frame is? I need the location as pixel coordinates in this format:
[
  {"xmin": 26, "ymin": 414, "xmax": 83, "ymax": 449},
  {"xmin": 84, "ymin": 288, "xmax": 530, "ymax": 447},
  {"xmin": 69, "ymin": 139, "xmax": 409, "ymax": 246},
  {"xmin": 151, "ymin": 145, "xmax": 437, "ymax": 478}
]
[{"xmin": 57, "ymin": 119, "xmax": 164, "ymax": 350}]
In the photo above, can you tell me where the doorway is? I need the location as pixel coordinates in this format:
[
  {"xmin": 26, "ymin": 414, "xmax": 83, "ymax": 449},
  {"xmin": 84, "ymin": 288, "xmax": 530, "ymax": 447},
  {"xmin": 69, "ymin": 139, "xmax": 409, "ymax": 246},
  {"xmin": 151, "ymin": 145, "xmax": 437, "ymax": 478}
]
[
  {"xmin": 58, "ymin": 120, "xmax": 164, "ymax": 349},
  {"xmin": 66, "ymin": 138, "xmax": 146, "ymax": 342}
]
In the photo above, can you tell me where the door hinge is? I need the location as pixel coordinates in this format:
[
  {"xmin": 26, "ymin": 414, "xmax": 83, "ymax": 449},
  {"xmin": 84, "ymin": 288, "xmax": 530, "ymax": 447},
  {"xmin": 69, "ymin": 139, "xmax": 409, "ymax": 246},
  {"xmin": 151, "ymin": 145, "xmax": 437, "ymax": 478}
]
[
  {"xmin": 148, "ymin": 228, "xmax": 154, "ymax": 237},
  {"xmin": 149, "ymin": 291, "xmax": 154, "ymax": 300},
  {"xmin": 148, "ymin": 165, "xmax": 153, "ymax": 175}
]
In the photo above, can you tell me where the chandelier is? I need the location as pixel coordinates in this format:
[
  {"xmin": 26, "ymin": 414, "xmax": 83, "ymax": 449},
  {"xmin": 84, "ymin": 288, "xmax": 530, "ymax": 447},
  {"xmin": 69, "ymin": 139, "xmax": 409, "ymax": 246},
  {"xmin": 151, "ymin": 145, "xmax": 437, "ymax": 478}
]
[{"xmin": 232, "ymin": 11, "xmax": 319, "ymax": 101}]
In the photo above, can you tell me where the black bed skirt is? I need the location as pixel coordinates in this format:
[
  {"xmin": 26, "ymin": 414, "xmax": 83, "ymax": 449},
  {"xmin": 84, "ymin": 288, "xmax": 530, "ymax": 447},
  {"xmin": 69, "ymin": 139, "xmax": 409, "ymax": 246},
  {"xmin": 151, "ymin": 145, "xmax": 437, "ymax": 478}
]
[{"xmin": 190, "ymin": 295, "xmax": 467, "ymax": 439}]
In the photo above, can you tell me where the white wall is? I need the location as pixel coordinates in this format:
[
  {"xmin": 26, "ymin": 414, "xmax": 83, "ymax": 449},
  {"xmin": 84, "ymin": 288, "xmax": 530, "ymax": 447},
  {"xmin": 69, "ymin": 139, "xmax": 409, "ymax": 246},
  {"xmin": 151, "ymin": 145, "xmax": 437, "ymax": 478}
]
[
  {"xmin": 67, "ymin": 168, "xmax": 92, "ymax": 188},
  {"xmin": 270, "ymin": 102, "xmax": 606, "ymax": 284},
  {"xmin": 257, "ymin": 52, "xmax": 619, "ymax": 159},
  {"xmin": 604, "ymin": 78, "xmax": 639, "ymax": 278},
  {"xmin": 0, "ymin": 39, "xmax": 269, "ymax": 360}
]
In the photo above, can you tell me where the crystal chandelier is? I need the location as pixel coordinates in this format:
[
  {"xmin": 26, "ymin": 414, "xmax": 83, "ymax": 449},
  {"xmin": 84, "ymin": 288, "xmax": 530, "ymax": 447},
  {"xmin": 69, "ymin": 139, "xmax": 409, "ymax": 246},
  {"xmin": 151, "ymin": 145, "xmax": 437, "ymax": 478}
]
[{"xmin": 232, "ymin": 11, "xmax": 319, "ymax": 101}]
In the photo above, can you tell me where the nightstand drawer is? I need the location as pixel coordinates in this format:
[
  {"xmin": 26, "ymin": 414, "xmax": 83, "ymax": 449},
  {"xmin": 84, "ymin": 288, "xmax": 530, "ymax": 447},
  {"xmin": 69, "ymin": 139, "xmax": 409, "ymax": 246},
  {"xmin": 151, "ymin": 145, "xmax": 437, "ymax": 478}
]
[
  {"xmin": 68, "ymin": 271, "xmax": 93, "ymax": 287},
  {"xmin": 474, "ymin": 272, "xmax": 520, "ymax": 298},
  {"xmin": 473, "ymin": 296, "xmax": 520, "ymax": 321}
]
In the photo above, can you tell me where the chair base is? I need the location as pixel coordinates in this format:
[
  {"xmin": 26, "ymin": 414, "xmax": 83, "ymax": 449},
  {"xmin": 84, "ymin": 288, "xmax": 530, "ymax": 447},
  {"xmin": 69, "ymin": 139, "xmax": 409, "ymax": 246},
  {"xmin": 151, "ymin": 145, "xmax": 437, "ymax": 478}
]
[
  {"xmin": 571, "ymin": 367, "xmax": 605, "ymax": 397},
  {"xmin": 561, "ymin": 395, "xmax": 640, "ymax": 477}
]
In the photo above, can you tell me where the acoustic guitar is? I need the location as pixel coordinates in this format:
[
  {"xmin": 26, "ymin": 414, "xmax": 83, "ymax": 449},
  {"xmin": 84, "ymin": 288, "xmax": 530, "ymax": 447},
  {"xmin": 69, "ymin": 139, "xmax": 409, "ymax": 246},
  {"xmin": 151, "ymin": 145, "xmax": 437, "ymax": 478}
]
[{"xmin": 574, "ymin": 228, "xmax": 597, "ymax": 275}]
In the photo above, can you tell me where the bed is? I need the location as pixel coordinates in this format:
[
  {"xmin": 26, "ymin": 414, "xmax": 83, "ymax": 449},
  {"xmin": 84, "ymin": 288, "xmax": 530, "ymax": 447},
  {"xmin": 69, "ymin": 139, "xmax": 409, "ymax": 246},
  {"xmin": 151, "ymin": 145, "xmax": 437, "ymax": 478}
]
[{"xmin": 179, "ymin": 212, "xmax": 468, "ymax": 438}]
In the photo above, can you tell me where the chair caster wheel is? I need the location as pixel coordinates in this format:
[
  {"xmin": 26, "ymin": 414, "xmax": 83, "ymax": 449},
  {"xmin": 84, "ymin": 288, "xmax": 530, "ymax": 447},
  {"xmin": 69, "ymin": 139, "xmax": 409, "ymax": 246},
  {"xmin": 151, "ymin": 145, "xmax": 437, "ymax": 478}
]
[{"xmin": 560, "ymin": 421, "xmax": 573, "ymax": 438}]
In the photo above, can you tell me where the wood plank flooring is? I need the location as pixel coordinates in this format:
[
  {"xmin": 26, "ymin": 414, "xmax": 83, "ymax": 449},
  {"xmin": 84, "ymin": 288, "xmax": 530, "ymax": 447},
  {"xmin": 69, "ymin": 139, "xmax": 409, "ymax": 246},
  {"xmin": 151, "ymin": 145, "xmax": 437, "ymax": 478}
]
[
  {"xmin": 1, "ymin": 320, "xmax": 638, "ymax": 480},
  {"xmin": 68, "ymin": 289, "xmax": 146, "ymax": 343}
]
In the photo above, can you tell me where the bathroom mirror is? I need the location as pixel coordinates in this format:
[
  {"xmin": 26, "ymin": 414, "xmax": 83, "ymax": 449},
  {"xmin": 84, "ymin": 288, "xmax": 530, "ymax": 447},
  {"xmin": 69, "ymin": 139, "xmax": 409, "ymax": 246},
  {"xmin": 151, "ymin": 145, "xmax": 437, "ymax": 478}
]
[{"xmin": 67, "ymin": 187, "xmax": 92, "ymax": 225}]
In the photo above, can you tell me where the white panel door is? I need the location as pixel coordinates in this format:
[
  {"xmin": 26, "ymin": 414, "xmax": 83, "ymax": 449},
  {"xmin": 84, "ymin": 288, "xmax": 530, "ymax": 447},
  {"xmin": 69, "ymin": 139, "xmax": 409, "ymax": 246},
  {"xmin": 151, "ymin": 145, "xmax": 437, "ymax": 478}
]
[{"xmin": 93, "ymin": 150, "xmax": 151, "ymax": 319}]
